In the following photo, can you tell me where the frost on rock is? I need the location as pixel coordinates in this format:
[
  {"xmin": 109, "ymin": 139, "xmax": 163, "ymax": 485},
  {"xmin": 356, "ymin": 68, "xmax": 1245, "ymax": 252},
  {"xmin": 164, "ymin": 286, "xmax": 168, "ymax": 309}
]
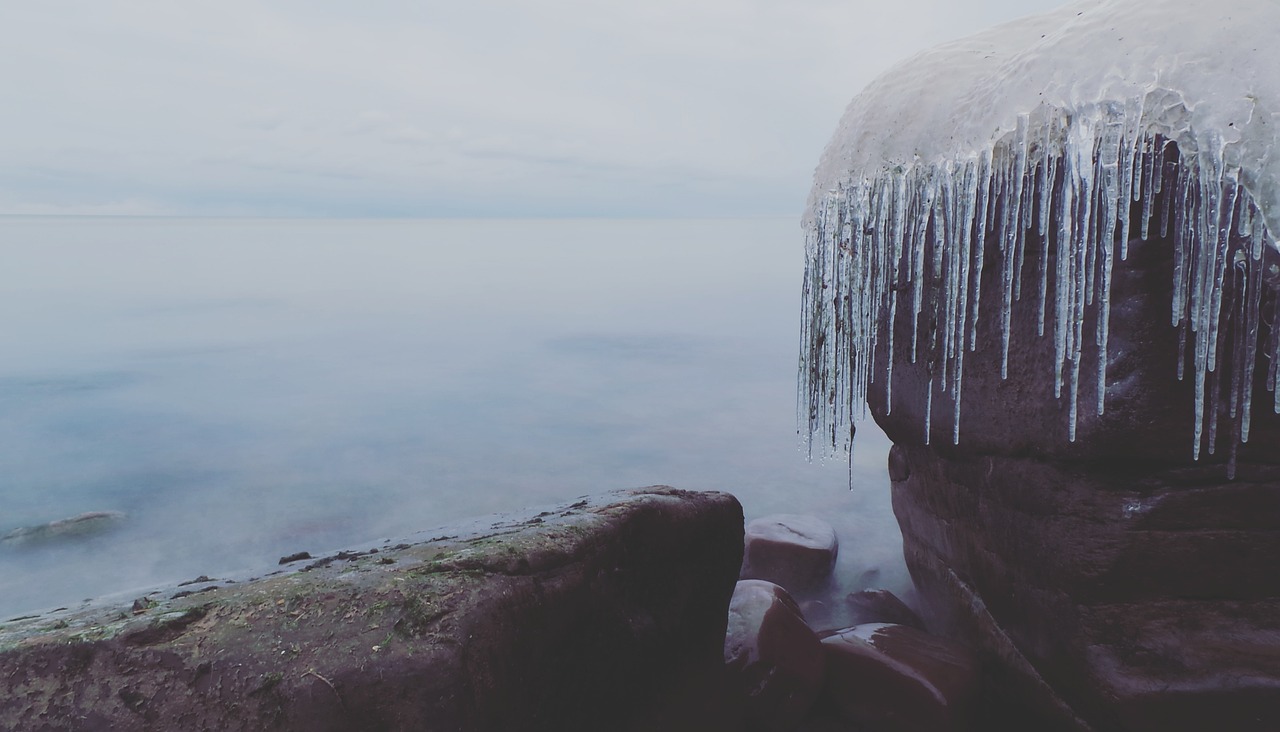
[{"xmin": 801, "ymin": 0, "xmax": 1280, "ymax": 474}]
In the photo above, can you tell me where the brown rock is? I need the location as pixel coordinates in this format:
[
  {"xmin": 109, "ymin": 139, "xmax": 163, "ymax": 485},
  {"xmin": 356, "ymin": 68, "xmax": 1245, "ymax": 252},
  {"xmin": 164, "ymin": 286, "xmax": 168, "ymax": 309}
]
[
  {"xmin": 820, "ymin": 623, "xmax": 978, "ymax": 732},
  {"xmin": 742, "ymin": 514, "xmax": 839, "ymax": 593},
  {"xmin": 0, "ymin": 487, "xmax": 743, "ymax": 732},
  {"xmin": 725, "ymin": 579, "xmax": 826, "ymax": 731},
  {"xmin": 844, "ymin": 134, "xmax": 1280, "ymax": 730}
]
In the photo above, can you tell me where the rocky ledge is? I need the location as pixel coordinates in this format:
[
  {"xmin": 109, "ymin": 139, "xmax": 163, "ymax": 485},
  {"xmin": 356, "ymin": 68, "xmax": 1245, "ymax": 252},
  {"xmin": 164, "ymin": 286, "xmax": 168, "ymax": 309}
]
[{"xmin": 0, "ymin": 487, "xmax": 744, "ymax": 732}]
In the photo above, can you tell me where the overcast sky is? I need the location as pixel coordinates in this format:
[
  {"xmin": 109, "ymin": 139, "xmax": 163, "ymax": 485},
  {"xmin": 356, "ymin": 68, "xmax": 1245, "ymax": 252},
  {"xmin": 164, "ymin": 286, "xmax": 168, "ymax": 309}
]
[{"xmin": 0, "ymin": 1, "xmax": 1068, "ymax": 218}]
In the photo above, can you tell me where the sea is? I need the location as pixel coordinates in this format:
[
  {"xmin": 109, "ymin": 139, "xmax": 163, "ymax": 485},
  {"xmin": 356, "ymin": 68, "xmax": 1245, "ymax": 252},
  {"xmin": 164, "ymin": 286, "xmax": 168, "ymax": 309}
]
[{"xmin": 0, "ymin": 217, "xmax": 906, "ymax": 618}]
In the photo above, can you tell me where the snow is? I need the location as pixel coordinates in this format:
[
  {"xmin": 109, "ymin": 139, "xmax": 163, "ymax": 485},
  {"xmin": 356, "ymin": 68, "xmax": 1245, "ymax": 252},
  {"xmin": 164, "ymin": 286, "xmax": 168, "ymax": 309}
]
[{"xmin": 801, "ymin": 0, "xmax": 1280, "ymax": 473}]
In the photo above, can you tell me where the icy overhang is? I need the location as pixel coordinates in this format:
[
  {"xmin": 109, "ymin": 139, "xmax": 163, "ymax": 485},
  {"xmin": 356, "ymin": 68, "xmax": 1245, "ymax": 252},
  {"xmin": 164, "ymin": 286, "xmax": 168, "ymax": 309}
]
[{"xmin": 801, "ymin": 0, "xmax": 1280, "ymax": 472}]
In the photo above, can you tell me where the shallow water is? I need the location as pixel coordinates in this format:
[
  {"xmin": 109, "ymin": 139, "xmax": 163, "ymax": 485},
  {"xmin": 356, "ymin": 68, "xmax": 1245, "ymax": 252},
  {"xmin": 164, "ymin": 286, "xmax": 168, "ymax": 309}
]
[{"xmin": 0, "ymin": 217, "xmax": 905, "ymax": 617}]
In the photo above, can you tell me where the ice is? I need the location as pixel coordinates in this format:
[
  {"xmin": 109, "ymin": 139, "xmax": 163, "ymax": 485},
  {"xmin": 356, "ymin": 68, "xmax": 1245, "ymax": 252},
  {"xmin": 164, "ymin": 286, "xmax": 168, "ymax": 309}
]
[{"xmin": 800, "ymin": 0, "xmax": 1280, "ymax": 471}]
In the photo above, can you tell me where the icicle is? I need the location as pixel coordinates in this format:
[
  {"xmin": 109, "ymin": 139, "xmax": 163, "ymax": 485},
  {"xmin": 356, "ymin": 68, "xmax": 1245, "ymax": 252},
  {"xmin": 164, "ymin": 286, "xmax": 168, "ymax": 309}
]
[
  {"xmin": 924, "ymin": 376, "xmax": 933, "ymax": 446},
  {"xmin": 1151, "ymin": 135, "xmax": 1166, "ymax": 195},
  {"xmin": 1159, "ymin": 144, "xmax": 1174, "ymax": 240},
  {"xmin": 1117, "ymin": 97, "xmax": 1143, "ymax": 259},
  {"xmin": 1229, "ymin": 251, "xmax": 1246, "ymax": 420},
  {"xmin": 910, "ymin": 177, "xmax": 932, "ymax": 363},
  {"xmin": 1172, "ymin": 165, "xmax": 1192, "ymax": 327},
  {"xmin": 1140, "ymin": 136, "xmax": 1157, "ymax": 240},
  {"xmin": 1177, "ymin": 318, "xmax": 1189, "ymax": 381},
  {"xmin": 1068, "ymin": 119, "xmax": 1092, "ymax": 440},
  {"xmin": 1207, "ymin": 355, "xmax": 1222, "ymax": 456},
  {"xmin": 1206, "ymin": 168, "xmax": 1238, "ymax": 376},
  {"xmin": 885, "ymin": 171, "xmax": 907, "ymax": 414},
  {"xmin": 1038, "ymin": 118, "xmax": 1055, "ymax": 239},
  {"xmin": 1241, "ymin": 214, "xmax": 1266, "ymax": 441},
  {"xmin": 1013, "ymin": 117, "xmax": 1032, "ymax": 302},
  {"xmin": 999, "ymin": 115, "xmax": 1030, "ymax": 378},
  {"xmin": 1053, "ymin": 134, "xmax": 1076, "ymax": 400},
  {"xmin": 939, "ymin": 165, "xmax": 957, "ymax": 389},
  {"xmin": 969, "ymin": 149, "xmax": 992, "ymax": 352}
]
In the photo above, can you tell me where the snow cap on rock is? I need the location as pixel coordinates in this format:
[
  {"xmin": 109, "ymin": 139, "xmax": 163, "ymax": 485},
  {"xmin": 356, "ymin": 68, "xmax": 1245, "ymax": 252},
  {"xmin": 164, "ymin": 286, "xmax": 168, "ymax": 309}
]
[{"xmin": 808, "ymin": 0, "xmax": 1280, "ymax": 242}]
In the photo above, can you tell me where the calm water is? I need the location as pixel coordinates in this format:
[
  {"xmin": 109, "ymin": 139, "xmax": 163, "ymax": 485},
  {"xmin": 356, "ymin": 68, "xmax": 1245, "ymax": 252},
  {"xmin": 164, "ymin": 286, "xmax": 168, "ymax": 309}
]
[{"xmin": 0, "ymin": 217, "xmax": 905, "ymax": 616}]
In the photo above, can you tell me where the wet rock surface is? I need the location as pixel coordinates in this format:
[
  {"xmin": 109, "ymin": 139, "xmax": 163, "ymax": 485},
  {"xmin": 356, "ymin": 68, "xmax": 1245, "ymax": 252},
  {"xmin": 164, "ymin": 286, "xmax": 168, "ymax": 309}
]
[
  {"xmin": 836, "ymin": 590, "xmax": 924, "ymax": 633},
  {"xmin": 741, "ymin": 514, "xmax": 839, "ymax": 593},
  {"xmin": 820, "ymin": 623, "xmax": 979, "ymax": 732},
  {"xmin": 724, "ymin": 580, "xmax": 826, "ymax": 731},
  {"xmin": 0, "ymin": 487, "xmax": 743, "ymax": 732}
]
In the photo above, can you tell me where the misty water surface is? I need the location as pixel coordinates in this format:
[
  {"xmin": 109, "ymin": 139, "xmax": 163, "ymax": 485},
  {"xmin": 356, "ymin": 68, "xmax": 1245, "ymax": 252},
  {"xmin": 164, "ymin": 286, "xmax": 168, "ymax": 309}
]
[{"xmin": 0, "ymin": 217, "xmax": 904, "ymax": 616}]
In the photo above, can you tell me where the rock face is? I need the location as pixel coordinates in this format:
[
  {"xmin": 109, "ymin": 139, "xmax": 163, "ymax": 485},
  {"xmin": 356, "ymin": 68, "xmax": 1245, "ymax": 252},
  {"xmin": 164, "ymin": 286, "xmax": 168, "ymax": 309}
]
[
  {"xmin": 0, "ymin": 487, "xmax": 744, "ymax": 732},
  {"xmin": 870, "ymin": 205, "xmax": 1280, "ymax": 729}
]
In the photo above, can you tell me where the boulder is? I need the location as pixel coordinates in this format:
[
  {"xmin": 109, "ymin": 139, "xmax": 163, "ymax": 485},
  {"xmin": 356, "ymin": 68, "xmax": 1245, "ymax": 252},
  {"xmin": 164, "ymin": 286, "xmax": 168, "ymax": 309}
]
[
  {"xmin": 871, "ymin": 206, "xmax": 1280, "ymax": 729},
  {"xmin": 0, "ymin": 487, "xmax": 744, "ymax": 732},
  {"xmin": 820, "ymin": 623, "xmax": 979, "ymax": 732},
  {"xmin": 742, "ymin": 514, "xmax": 839, "ymax": 593},
  {"xmin": 724, "ymin": 579, "xmax": 826, "ymax": 731}
]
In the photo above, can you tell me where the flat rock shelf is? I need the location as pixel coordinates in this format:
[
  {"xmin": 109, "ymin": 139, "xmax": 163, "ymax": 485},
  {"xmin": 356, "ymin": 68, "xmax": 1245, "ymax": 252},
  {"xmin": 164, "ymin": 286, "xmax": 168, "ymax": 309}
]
[{"xmin": 0, "ymin": 487, "xmax": 745, "ymax": 732}]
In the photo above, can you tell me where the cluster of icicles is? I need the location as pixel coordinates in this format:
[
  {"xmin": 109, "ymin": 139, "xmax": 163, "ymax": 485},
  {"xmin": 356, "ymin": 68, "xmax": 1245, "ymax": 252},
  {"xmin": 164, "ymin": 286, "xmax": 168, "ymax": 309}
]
[{"xmin": 800, "ymin": 102, "xmax": 1280, "ymax": 475}]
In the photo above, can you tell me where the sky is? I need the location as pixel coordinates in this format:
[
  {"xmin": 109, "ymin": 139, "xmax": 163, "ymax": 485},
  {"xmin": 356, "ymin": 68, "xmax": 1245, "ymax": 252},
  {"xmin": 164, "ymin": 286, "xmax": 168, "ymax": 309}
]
[{"xmin": 0, "ymin": 0, "xmax": 1069, "ymax": 218}]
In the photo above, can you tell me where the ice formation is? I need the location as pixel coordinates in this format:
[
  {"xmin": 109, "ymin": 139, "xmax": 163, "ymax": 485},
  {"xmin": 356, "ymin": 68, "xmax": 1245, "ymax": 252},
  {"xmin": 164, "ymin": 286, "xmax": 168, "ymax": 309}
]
[{"xmin": 801, "ymin": 0, "xmax": 1280, "ymax": 472}]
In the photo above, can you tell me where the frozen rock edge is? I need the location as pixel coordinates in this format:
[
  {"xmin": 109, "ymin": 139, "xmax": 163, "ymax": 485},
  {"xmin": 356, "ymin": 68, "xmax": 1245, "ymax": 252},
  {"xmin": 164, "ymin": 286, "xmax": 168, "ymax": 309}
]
[
  {"xmin": 802, "ymin": 0, "xmax": 1280, "ymax": 471},
  {"xmin": 0, "ymin": 487, "xmax": 744, "ymax": 732}
]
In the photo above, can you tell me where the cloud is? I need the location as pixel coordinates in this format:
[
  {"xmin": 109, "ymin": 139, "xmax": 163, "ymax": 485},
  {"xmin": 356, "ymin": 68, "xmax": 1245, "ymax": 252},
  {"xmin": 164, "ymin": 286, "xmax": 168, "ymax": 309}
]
[{"xmin": 0, "ymin": 0, "xmax": 1069, "ymax": 217}]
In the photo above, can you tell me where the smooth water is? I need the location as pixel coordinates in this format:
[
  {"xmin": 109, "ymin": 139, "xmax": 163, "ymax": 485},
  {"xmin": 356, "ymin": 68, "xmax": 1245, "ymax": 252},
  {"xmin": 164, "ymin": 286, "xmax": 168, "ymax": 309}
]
[{"xmin": 0, "ymin": 217, "xmax": 904, "ymax": 617}]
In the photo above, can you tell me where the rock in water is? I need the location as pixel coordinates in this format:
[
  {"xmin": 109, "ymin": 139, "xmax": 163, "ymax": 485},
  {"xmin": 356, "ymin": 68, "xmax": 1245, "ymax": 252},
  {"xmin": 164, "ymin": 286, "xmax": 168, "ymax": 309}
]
[
  {"xmin": 724, "ymin": 579, "xmax": 826, "ymax": 731},
  {"xmin": 1, "ymin": 511, "xmax": 126, "ymax": 548},
  {"xmin": 741, "ymin": 514, "xmax": 839, "ymax": 593},
  {"xmin": 820, "ymin": 623, "xmax": 978, "ymax": 732},
  {"xmin": 0, "ymin": 488, "xmax": 743, "ymax": 731}
]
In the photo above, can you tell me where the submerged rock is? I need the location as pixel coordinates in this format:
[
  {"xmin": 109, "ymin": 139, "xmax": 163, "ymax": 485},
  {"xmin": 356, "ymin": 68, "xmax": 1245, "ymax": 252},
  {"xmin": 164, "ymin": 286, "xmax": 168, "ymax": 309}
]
[
  {"xmin": 1, "ymin": 510, "xmax": 126, "ymax": 548},
  {"xmin": 0, "ymin": 487, "xmax": 743, "ymax": 732}
]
